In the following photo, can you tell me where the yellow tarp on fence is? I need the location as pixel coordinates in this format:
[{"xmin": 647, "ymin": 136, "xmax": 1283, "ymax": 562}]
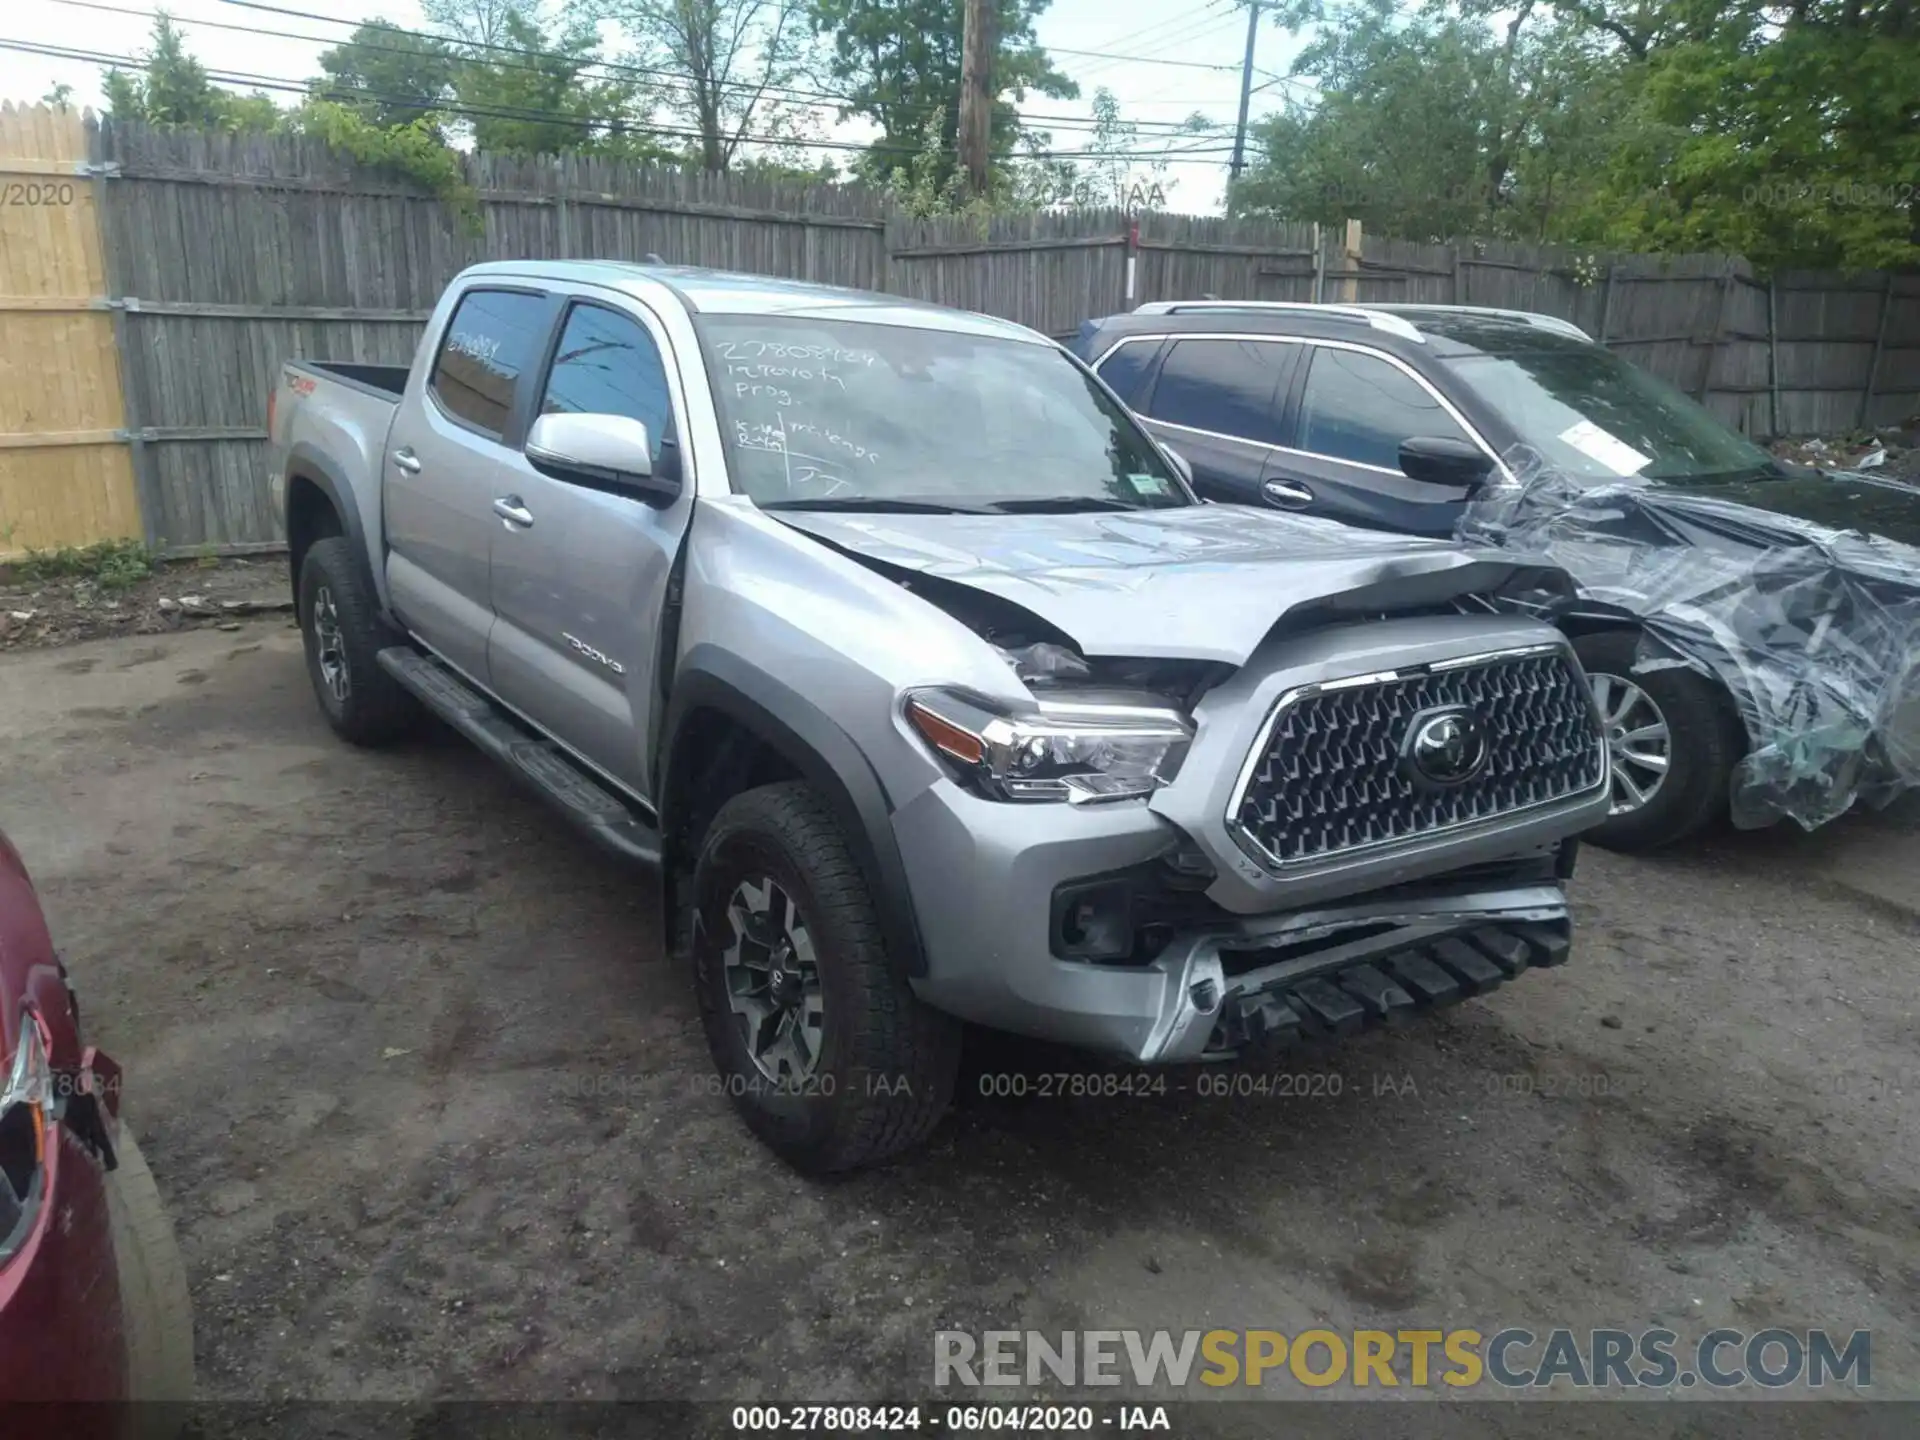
[{"xmin": 0, "ymin": 102, "xmax": 139, "ymax": 559}]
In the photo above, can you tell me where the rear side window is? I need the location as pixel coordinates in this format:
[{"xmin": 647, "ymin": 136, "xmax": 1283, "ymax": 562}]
[
  {"xmin": 1145, "ymin": 338, "xmax": 1290, "ymax": 445},
  {"xmin": 429, "ymin": 289, "xmax": 550, "ymax": 438},
  {"xmin": 539, "ymin": 304, "xmax": 676, "ymax": 464},
  {"xmin": 1092, "ymin": 338, "xmax": 1162, "ymax": 406},
  {"xmin": 1298, "ymin": 346, "xmax": 1471, "ymax": 470}
]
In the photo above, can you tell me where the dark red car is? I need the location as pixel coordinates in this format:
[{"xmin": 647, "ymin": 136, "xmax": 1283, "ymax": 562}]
[{"xmin": 0, "ymin": 826, "xmax": 192, "ymax": 1406}]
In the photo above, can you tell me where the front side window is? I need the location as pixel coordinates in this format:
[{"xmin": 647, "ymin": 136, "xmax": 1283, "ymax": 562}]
[
  {"xmin": 1298, "ymin": 346, "xmax": 1471, "ymax": 470},
  {"xmin": 698, "ymin": 317, "xmax": 1189, "ymax": 512},
  {"xmin": 428, "ymin": 289, "xmax": 550, "ymax": 438},
  {"xmin": 1147, "ymin": 338, "xmax": 1291, "ymax": 445},
  {"xmin": 539, "ymin": 304, "xmax": 676, "ymax": 464}
]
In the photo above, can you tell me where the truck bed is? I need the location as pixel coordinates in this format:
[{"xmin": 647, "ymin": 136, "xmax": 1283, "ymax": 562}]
[{"xmin": 301, "ymin": 361, "xmax": 410, "ymax": 401}]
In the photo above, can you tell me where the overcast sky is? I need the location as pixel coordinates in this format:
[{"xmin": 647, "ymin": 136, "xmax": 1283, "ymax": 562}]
[{"xmin": 0, "ymin": 0, "xmax": 1310, "ymax": 213}]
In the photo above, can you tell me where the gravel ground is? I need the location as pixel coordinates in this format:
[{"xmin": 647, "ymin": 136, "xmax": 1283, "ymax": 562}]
[{"xmin": 2, "ymin": 622, "xmax": 1916, "ymax": 1435}]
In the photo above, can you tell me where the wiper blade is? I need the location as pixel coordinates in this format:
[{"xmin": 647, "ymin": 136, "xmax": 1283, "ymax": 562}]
[
  {"xmin": 758, "ymin": 497, "xmax": 989, "ymax": 514},
  {"xmin": 983, "ymin": 495, "xmax": 1157, "ymax": 513}
]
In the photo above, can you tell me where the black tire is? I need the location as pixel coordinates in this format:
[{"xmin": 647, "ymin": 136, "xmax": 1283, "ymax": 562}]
[
  {"xmin": 1574, "ymin": 630, "xmax": 1743, "ymax": 853},
  {"xmin": 692, "ymin": 782, "xmax": 961, "ymax": 1173},
  {"xmin": 107, "ymin": 1127, "xmax": 195, "ymax": 1416},
  {"xmin": 298, "ymin": 536, "xmax": 420, "ymax": 746}
]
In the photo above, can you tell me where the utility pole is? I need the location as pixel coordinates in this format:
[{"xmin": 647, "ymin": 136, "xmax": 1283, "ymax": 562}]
[
  {"xmin": 1228, "ymin": 1, "xmax": 1262, "ymax": 191},
  {"xmin": 958, "ymin": 0, "xmax": 995, "ymax": 197}
]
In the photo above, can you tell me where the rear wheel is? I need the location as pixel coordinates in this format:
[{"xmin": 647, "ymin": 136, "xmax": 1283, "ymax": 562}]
[
  {"xmin": 692, "ymin": 782, "xmax": 961, "ymax": 1173},
  {"xmin": 298, "ymin": 536, "xmax": 420, "ymax": 746},
  {"xmin": 1574, "ymin": 630, "xmax": 1742, "ymax": 852}
]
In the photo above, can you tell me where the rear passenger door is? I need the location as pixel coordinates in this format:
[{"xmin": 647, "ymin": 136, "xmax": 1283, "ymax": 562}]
[
  {"xmin": 1120, "ymin": 337, "xmax": 1299, "ymax": 505},
  {"xmin": 487, "ymin": 295, "xmax": 691, "ymax": 800},
  {"xmin": 1264, "ymin": 342, "xmax": 1490, "ymax": 536},
  {"xmin": 385, "ymin": 285, "xmax": 558, "ymax": 683}
]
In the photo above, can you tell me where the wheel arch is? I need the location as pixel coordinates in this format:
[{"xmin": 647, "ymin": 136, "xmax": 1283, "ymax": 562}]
[
  {"xmin": 283, "ymin": 444, "xmax": 379, "ymax": 617},
  {"xmin": 658, "ymin": 649, "xmax": 928, "ymax": 980}
]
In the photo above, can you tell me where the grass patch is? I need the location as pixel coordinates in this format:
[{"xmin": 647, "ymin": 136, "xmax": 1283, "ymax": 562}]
[{"xmin": 10, "ymin": 538, "xmax": 155, "ymax": 591}]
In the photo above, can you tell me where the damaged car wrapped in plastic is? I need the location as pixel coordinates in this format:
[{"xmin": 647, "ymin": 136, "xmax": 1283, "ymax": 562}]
[{"xmin": 1458, "ymin": 447, "xmax": 1920, "ymax": 840}]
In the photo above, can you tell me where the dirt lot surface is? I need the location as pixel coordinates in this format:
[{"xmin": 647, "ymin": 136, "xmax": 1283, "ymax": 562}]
[
  {"xmin": 3, "ymin": 623, "xmax": 1917, "ymax": 1435},
  {"xmin": 0, "ymin": 554, "xmax": 290, "ymax": 652}
]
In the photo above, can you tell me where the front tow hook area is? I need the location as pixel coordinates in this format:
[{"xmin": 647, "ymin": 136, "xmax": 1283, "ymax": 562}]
[{"xmin": 1205, "ymin": 919, "xmax": 1572, "ymax": 1058}]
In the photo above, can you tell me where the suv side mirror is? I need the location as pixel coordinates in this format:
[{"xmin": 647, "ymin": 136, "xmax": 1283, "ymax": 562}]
[
  {"xmin": 526, "ymin": 413, "xmax": 681, "ymax": 506},
  {"xmin": 1399, "ymin": 435, "xmax": 1495, "ymax": 490}
]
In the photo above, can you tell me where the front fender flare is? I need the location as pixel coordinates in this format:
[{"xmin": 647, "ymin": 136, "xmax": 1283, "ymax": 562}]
[{"xmin": 660, "ymin": 648, "xmax": 928, "ymax": 979}]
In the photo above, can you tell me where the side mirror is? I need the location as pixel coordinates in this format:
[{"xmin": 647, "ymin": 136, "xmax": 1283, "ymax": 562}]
[
  {"xmin": 526, "ymin": 412, "xmax": 680, "ymax": 506},
  {"xmin": 1162, "ymin": 445, "xmax": 1194, "ymax": 488},
  {"xmin": 1399, "ymin": 435, "xmax": 1495, "ymax": 490}
]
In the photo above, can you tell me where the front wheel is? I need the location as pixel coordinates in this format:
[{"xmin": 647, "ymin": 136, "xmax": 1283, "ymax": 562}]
[
  {"xmin": 692, "ymin": 782, "xmax": 961, "ymax": 1173},
  {"xmin": 1574, "ymin": 630, "xmax": 1742, "ymax": 853}
]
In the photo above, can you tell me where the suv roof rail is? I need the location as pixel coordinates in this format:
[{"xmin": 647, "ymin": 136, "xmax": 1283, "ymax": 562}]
[
  {"xmin": 1128, "ymin": 299, "xmax": 1425, "ymax": 343},
  {"xmin": 1365, "ymin": 303, "xmax": 1592, "ymax": 342}
]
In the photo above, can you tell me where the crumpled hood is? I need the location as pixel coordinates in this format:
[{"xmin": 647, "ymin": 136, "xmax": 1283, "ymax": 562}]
[{"xmin": 774, "ymin": 505, "xmax": 1570, "ymax": 664}]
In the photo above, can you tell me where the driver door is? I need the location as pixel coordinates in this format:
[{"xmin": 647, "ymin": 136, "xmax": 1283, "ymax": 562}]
[
  {"xmin": 1264, "ymin": 342, "xmax": 1492, "ymax": 537},
  {"xmin": 487, "ymin": 296, "xmax": 691, "ymax": 800}
]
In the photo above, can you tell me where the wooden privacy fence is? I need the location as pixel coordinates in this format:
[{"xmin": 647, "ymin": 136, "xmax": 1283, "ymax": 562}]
[
  {"xmin": 3, "ymin": 109, "xmax": 1916, "ymax": 557},
  {"xmin": 0, "ymin": 103, "xmax": 142, "ymax": 556}
]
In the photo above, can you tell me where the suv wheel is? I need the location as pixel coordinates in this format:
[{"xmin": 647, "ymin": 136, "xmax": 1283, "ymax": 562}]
[
  {"xmin": 1574, "ymin": 630, "xmax": 1742, "ymax": 853},
  {"xmin": 692, "ymin": 782, "xmax": 961, "ymax": 1173},
  {"xmin": 298, "ymin": 537, "xmax": 420, "ymax": 746}
]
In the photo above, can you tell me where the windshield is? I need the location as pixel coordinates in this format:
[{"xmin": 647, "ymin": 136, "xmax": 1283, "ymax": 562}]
[
  {"xmin": 698, "ymin": 315, "xmax": 1189, "ymax": 511},
  {"xmin": 1446, "ymin": 345, "xmax": 1775, "ymax": 483}
]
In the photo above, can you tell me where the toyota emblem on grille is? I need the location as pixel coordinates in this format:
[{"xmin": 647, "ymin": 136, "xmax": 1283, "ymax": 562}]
[{"xmin": 1402, "ymin": 705, "xmax": 1489, "ymax": 787}]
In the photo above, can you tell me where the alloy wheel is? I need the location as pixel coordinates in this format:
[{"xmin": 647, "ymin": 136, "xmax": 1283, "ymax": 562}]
[
  {"xmin": 312, "ymin": 585, "xmax": 350, "ymax": 704},
  {"xmin": 1590, "ymin": 671, "xmax": 1671, "ymax": 815},
  {"xmin": 721, "ymin": 877, "xmax": 825, "ymax": 1082}
]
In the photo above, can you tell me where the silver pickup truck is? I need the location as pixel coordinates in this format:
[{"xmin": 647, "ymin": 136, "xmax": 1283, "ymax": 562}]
[{"xmin": 269, "ymin": 261, "xmax": 1612, "ymax": 1171}]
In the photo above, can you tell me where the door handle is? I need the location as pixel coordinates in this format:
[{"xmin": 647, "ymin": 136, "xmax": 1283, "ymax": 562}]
[
  {"xmin": 392, "ymin": 448, "xmax": 422, "ymax": 475},
  {"xmin": 493, "ymin": 496, "xmax": 535, "ymax": 529},
  {"xmin": 1262, "ymin": 479, "xmax": 1315, "ymax": 509}
]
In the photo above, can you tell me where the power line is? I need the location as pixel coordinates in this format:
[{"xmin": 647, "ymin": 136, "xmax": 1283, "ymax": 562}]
[
  {"xmin": 1064, "ymin": 2, "xmax": 1238, "ymax": 82},
  {"xmin": 3, "ymin": 36, "xmax": 1241, "ymax": 163},
  {"xmin": 30, "ymin": 0, "xmax": 1208, "ymax": 135},
  {"xmin": 1046, "ymin": 44, "xmax": 1242, "ymax": 72}
]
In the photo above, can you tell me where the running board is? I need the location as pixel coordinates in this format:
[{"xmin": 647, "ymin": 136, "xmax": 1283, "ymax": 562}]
[{"xmin": 377, "ymin": 647, "xmax": 661, "ymax": 869}]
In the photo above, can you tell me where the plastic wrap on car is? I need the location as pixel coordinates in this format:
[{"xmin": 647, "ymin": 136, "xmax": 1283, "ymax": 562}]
[{"xmin": 1457, "ymin": 447, "xmax": 1920, "ymax": 832}]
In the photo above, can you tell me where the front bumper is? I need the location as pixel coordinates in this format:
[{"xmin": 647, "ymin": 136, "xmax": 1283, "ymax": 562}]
[{"xmin": 895, "ymin": 773, "xmax": 1576, "ymax": 1061}]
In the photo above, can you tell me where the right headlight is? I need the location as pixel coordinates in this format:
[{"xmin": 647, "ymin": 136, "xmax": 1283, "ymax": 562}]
[{"xmin": 905, "ymin": 688, "xmax": 1192, "ymax": 804}]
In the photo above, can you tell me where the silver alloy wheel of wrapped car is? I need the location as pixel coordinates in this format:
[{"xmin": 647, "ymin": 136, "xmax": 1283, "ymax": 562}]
[{"xmin": 1590, "ymin": 670, "xmax": 1673, "ymax": 815}]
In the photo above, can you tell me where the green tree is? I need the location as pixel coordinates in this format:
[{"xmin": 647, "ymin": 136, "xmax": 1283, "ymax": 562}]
[
  {"xmin": 313, "ymin": 22, "xmax": 457, "ymax": 134},
  {"xmin": 42, "ymin": 82, "xmax": 75, "ymax": 107},
  {"xmin": 591, "ymin": 0, "xmax": 822, "ymax": 173},
  {"xmin": 454, "ymin": 10, "xmax": 669, "ymax": 158},
  {"xmin": 1237, "ymin": 0, "xmax": 1619, "ymax": 240},
  {"xmin": 102, "ymin": 15, "xmax": 279, "ymax": 130},
  {"xmin": 1561, "ymin": 0, "xmax": 1920, "ymax": 268},
  {"xmin": 808, "ymin": 0, "xmax": 1078, "ymax": 186}
]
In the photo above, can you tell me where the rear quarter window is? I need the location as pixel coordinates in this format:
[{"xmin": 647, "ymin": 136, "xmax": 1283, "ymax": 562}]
[
  {"xmin": 429, "ymin": 289, "xmax": 551, "ymax": 438},
  {"xmin": 1091, "ymin": 337, "xmax": 1163, "ymax": 406}
]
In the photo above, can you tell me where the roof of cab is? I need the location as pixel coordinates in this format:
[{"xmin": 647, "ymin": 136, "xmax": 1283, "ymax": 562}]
[{"xmin": 457, "ymin": 260, "xmax": 1049, "ymax": 344}]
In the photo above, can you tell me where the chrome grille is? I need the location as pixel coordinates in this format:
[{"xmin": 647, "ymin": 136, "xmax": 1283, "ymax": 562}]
[{"xmin": 1230, "ymin": 647, "xmax": 1606, "ymax": 869}]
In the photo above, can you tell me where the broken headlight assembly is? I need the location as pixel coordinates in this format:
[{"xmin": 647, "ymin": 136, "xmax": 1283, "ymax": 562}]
[
  {"xmin": 905, "ymin": 688, "xmax": 1192, "ymax": 803},
  {"xmin": 0, "ymin": 1009, "xmax": 54, "ymax": 1264}
]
